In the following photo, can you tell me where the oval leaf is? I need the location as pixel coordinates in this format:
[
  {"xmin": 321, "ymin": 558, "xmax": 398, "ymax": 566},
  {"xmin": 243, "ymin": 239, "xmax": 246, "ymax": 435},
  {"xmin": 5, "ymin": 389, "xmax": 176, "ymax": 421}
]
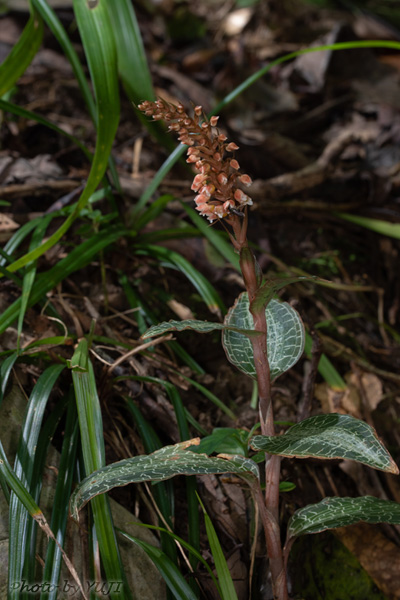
[
  {"xmin": 70, "ymin": 439, "xmax": 259, "ymax": 519},
  {"xmin": 222, "ymin": 294, "xmax": 305, "ymax": 380},
  {"xmin": 287, "ymin": 496, "xmax": 400, "ymax": 542},
  {"xmin": 250, "ymin": 413, "xmax": 399, "ymax": 474}
]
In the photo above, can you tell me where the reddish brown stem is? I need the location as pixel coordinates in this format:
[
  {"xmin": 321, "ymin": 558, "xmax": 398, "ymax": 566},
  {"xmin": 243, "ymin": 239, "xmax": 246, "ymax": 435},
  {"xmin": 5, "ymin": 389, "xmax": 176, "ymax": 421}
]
[
  {"xmin": 254, "ymin": 474, "xmax": 288, "ymax": 600},
  {"xmin": 237, "ymin": 227, "xmax": 288, "ymax": 600}
]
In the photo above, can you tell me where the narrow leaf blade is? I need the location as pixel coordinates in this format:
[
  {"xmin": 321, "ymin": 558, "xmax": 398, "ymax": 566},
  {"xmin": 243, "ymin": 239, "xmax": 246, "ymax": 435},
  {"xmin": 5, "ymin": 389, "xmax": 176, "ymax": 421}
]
[
  {"xmin": 2, "ymin": 0, "xmax": 120, "ymax": 275},
  {"xmin": 135, "ymin": 244, "xmax": 225, "ymax": 315},
  {"xmin": 250, "ymin": 413, "xmax": 398, "ymax": 474},
  {"xmin": 71, "ymin": 341, "xmax": 131, "ymax": 600},
  {"xmin": 336, "ymin": 212, "xmax": 400, "ymax": 240},
  {"xmin": 119, "ymin": 533, "xmax": 198, "ymax": 600},
  {"xmin": 198, "ymin": 497, "xmax": 239, "ymax": 600},
  {"xmin": 0, "ymin": 9, "xmax": 43, "ymax": 97}
]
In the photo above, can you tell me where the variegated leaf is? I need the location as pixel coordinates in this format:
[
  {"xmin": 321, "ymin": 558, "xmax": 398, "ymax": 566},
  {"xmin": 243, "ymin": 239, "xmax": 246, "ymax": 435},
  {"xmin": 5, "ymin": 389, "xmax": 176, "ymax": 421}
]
[
  {"xmin": 70, "ymin": 439, "xmax": 259, "ymax": 519},
  {"xmin": 287, "ymin": 496, "xmax": 400, "ymax": 542},
  {"xmin": 222, "ymin": 294, "xmax": 304, "ymax": 380},
  {"xmin": 250, "ymin": 413, "xmax": 398, "ymax": 473},
  {"xmin": 141, "ymin": 319, "xmax": 261, "ymax": 339}
]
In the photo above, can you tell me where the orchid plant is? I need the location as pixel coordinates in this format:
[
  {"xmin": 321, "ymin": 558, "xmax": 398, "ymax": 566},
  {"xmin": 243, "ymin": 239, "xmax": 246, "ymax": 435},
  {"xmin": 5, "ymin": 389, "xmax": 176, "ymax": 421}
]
[{"xmin": 70, "ymin": 100, "xmax": 400, "ymax": 600}]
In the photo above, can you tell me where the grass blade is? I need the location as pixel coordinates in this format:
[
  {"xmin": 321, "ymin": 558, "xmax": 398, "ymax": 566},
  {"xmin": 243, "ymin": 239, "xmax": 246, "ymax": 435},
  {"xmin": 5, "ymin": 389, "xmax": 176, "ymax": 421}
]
[
  {"xmin": 119, "ymin": 271, "xmax": 205, "ymax": 374},
  {"xmin": 0, "ymin": 225, "xmax": 125, "ymax": 334},
  {"xmin": 197, "ymin": 495, "xmax": 239, "ymax": 600},
  {"xmin": 119, "ymin": 532, "xmax": 198, "ymax": 600},
  {"xmin": 0, "ymin": 7, "xmax": 43, "ymax": 97},
  {"xmin": 132, "ymin": 145, "xmax": 186, "ymax": 218},
  {"xmin": 1, "ymin": 217, "xmax": 45, "ymax": 266},
  {"xmin": 32, "ymin": 0, "xmax": 95, "ymax": 119},
  {"xmin": 135, "ymin": 244, "xmax": 225, "ymax": 315},
  {"xmin": 32, "ymin": 0, "xmax": 121, "ymax": 189},
  {"xmin": 70, "ymin": 340, "xmax": 132, "ymax": 600},
  {"xmin": 213, "ymin": 41, "xmax": 400, "ymax": 113},
  {"xmin": 0, "ymin": 352, "xmax": 18, "ymax": 405},
  {"xmin": 106, "ymin": 0, "xmax": 153, "ymax": 102},
  {"xmin": 105, "ymin": 0, "xmax": 175, "ymax": 150},
  {"xmin": 17, "ymin": 215, "xmax": 53, "ymax": 350},
  {"xmin": 120, "ymin": 523, "xmax": 221, "ymax": 595},
  {"xmin": 173, "ymin": 372, "xmax": 237, "ymax": 421},
  {"xmin": 40, "ymin": 398, "xmax": 79, "ymax": 600},
  {"xmin": 2, "ymin": 0, "xmax": 120, "ymax": 275},
  {"xmin": 0, "ymin": 98, "xmax": 91, "ymax": 158},
  {"xmin": 9, "ymin": 364, "xmax": 64, "ymax": 597},
  {"xmin": 304, "ymin": 334, "xmax": 346, "ymax": 389},
  {"xmin": 335, "ymin": 212, "xmax": 400, "ymax": 240}
]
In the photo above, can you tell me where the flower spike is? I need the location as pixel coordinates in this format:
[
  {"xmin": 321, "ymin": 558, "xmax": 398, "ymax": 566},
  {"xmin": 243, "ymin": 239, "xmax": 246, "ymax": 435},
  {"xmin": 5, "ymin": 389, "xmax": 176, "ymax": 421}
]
[{"xmin": 138, "ymin": 99, "xmax": 253, "ymax": 223}]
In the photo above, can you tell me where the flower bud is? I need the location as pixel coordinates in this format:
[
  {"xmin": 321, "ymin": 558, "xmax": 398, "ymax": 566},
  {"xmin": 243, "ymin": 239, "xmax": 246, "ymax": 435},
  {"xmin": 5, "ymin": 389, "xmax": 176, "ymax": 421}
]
[
  {"xmin": 234, "ymin": 189, "xmax": 253, "ymax": 205},
  {"xmin": 230, "ymin": 159, "xmax": 240, "ymax": 170},
  {"xmin": 239, "ymin": 174, "xmax": 252, "ymax": 187},
  {"xmin": 201, "ymin": 184, "xmax": 215, "ymax": 199},
  {"xmin": 199, "ymin": 163, "xmax": 210, "ymax": 174},
  {"xmin": 226, "ymin": 142, "xmax": 239, "ymax": 152},
  {"xmin": 217, "ymin": 173, "xmax": 228, "ymax": 185},
  {"xmin": 223, "ymin": 200, "xmax": 235, "ymax": 211},
  {"xmin": 210, "ymin": 116, "xmax": 219, "ymax": 126},
  {"xmin": 191, "ymin": 174, "xmax": 206, "ymax": 191}
]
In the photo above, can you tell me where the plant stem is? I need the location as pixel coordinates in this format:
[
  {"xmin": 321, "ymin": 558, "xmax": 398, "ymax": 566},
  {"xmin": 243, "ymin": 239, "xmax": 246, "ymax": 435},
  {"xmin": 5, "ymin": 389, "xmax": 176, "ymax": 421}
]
[
  {"xmin": 249, "ymin": 314, "xmax": 287, "ymax": 600},
  {"xmin": 234, "ymin": 214, "xmax": 288, "ymax": 600}
]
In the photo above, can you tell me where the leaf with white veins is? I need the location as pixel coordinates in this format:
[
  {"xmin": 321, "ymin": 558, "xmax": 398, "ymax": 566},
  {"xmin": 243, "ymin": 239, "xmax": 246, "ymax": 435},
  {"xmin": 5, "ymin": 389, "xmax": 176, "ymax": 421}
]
[
  {"xmin": 70, "ymin": 439, "xmax": 259, "ymax": 519},
  {"xmin": 223, "ymin": 294, "xmax": 305, "ymax": 380},
  {"xmin": 141, "ymin": 319, "xmax": 261, "ymax": 339},
  {"xmin": 250, "ymin": 413, "xmax": 398, "ymax": 473},
  {"xmin": 287, "ymin": 496, "xmax": 400, "ymax": 543}
]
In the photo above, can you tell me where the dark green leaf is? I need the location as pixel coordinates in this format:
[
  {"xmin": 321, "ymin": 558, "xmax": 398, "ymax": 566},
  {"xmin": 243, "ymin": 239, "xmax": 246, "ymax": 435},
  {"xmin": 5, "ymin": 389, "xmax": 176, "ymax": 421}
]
[
  {"xmin": 223, "ymin": 294, "xmax": 305, "ymax": 380},
  {"xmin": 70, "ymin": 440, "xmax": 259, "ymax": 519},
  {"xmin": 250, "ymin": 413, "xmax": 398, "ymax": 473},
  {"xmin": 142, "ymin": 318, "xmax": 261, "ymax": 339},
  {"xmin": 287, "ymin": 496, "xmax": 400, "ymax": 542}
]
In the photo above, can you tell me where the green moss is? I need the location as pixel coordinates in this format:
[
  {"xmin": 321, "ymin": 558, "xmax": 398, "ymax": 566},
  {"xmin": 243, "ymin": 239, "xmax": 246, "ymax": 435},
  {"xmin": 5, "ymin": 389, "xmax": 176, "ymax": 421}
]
[{"xmin": 290, "ymin": 532, "xmax": 387, "ymax": 600}]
